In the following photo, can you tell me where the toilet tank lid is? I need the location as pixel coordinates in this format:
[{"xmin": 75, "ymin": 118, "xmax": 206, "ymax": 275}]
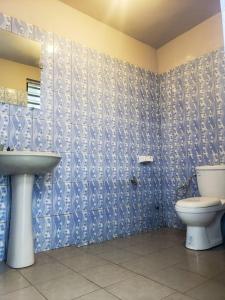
[{"xmin": 196, "ymin": 164, "xmax": 225, "ymax": 171}]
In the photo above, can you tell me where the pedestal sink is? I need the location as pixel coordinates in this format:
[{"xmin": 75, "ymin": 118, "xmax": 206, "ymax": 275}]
[{"xmin": 0, "ymin": 151, "xmax": 61, "ymax": 268}]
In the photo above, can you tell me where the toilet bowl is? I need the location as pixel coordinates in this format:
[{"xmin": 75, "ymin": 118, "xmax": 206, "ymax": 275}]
[{"xmin": 175, "ymin": 165, "xmax": 225, "ymax": 250}]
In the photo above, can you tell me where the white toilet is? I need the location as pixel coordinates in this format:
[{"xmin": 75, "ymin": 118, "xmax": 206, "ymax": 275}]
[{"xmin": 175, "ymin": 165, "xmax": 225, "ymax": 250}]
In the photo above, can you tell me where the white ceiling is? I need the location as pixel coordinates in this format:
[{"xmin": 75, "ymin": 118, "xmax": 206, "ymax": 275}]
[{"xmin": 60, "ymin": 0, "xmax": 221, "ymax": 48}]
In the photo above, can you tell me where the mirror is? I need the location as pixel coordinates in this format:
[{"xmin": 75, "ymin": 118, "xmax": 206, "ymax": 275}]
[{"xmin": 0, "ymin": 29, "xmax": 41, "ymax": 108}]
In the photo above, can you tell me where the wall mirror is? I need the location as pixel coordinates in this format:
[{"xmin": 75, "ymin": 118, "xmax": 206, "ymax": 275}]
[{"xmin": 0, "ymin": 29, "xmax": 41, "ymax": 108}]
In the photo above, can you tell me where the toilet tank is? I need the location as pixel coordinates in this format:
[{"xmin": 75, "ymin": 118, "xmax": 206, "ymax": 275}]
[{"xmin": 196, "ymin": 165, "xmax": 225, "ymax": 198}]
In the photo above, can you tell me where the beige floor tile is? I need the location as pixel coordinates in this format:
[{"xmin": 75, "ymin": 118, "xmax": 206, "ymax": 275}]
[
  {"xmin": 35, "ymin": 252, "xmax": 57, "ymax": 265},
  {"xmin": 0, "ymin": 286, "xmax": 45, "ymax": 300},
  {"xmin": 76, "ymin": 289, "xmax": 119, "ymax": 300},
  {"xmin": 0, "ymin": 268, "xmax": 30, "ymax": 295},
  {"xmin": 212, "ymin": 270, "xmax": 225, "ymax": 285},
  {"xmin": 126, "ymin": 244, "xmax": 157, "ymax": 255},
  {"xmin": 106, "ymin": 237, "xmax": 137, "ymax": 249},
  {"xmin": 60, "ymin": 253, "xmax": 109, "ymax": 272},
  {"xmin": 163, "ymin": 292, "xmax": 194, "ymax": 300},
  {"xmin": 97, "ymin": 248, "xmax": 140, "ymax": 264},
  {"xmin": 198, "ymin": 246, "xmax": 225, "ymax": 261},
  {"xmin": 20, "ymin": 262, "xmax": 73, "ymax": 284},
  {"xmin": 81, "ymin": 263, "xmax": 134, "ymax": 287},
  {"xmin": 175, "ymin": 253, "xmax": 225, "ymax": 278},
  {"xmin": 106, "ymin": 274, "xmax": 174, "ymax": 300},
  {"xmin": 148, "ymin": 266, "xmax": 207, "ymax": 292},
  {"xmin": 47, "ymin": 246, "xmax": 82, "ymax": 260},
  {"xmin": 0, "ymin": 263, "xmax": 12, "ymax": 274},
  {"xmin": 79, "ymin": 243, "xmax": 117, "ymax": 255},
  {"xmin": 121, "ymin": 247, "xmax": 186, "ymax": 278},
  {"xmin": 127, "ymin": 239, "xmax": 176, "ymax": 256},
  {"xmin": 36, "ymin": 273, "xmax": 98, "ymax": 300},
  {"xmin": 187, "ymin": 280, "xmax": 225, "ymax": 300}
]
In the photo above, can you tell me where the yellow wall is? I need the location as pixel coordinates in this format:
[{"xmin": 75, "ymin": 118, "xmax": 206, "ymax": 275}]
[
  {"xmin": 0, "ymin": 1, "xmax": 222, "ymax": 74},
  {"xmin": 0, "ymin": 0, "xmax": 157, "ymax": 72},
  {"xmin": 157, "ymin": 13, "xmax": 224, "ymax": 73},
  {"xmin": 0, "ymin": 58, "xmax": 40, "ymax": 90}
]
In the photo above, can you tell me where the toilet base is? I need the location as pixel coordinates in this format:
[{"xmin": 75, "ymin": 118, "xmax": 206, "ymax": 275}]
[
  {"xmin": 186, "ymin": 225, "xmax": 223, "ymax": 250},
  {"xmin": 185, "ymin": 209, "xmax": 225, "ymax": 250}
]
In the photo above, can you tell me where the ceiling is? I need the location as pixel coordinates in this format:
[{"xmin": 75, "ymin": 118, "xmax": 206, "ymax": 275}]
[
  {"xmin": 60, "ymin": 0, "xmax": 221, "ymax": 48},
  {"xmin": 0, "ymin": 30, "xmax": 41, "ymax": 67}
]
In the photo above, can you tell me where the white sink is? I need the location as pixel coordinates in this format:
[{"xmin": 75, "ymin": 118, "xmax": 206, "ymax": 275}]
[
  {"xmin": 0, "ymin": 151, "xmax": 61, "ymax": 268},
  {"xmin": 0, "ymin": 151, "xmax": 60, "ymax": 175}
]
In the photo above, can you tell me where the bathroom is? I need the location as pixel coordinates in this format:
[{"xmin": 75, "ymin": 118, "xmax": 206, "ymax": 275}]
[{"xmin": 0, "ymin": 0, "xmax": 225, "ymax": 299}]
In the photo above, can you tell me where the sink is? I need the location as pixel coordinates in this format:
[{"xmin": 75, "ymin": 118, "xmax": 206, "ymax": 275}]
[
  {"xmin": 0, "ymin": 151, "xmax": 61, "ymax": 268},
  {"xmin": 0, "ymin": 151, "xmax": 61, "ymax": 175}
]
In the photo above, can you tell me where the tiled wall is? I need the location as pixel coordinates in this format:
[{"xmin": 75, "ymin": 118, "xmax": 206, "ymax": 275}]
[
  {"xmin": 0, "ymin": 13, "xmax": 162, "ymax": 260},
  {"xmin": 160, "ymin": 49, "xmax": 225, "ymax": 227}
]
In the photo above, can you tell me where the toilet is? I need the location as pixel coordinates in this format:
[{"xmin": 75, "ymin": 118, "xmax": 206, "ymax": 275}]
[{"xmin": 175, "ymin": 165, "xmax": 225, "ymax": 250}]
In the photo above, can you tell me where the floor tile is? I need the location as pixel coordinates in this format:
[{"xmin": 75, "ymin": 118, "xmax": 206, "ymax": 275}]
[
  {"xmin": 81, "ymin": 263, "xmax": 134, "ymax": 287},
  {"xmin": 127, "ymin": 239, "xmax": 176, "ymax": 256},
  {"xmin": 0, "ymin": 268, "xmax": 30, "ymax": 295},
  {"xmin": 35, "ymin": 252, "xmax": 57, "ymax": 265},
  {"xmin": 47, "ymin": 246, "xmax": 82, "ymax": 260},
  {"xmin": 106, "ymin": 237, "xmax": 137, "ymax": 249},
  {"xmin": 80, "ymin": 243, "xmax": 117, "ymax": 255},
  {"xmin": 20, "ymin": 262, "xmax": 73, "ymax": 284},
  {"xmin": 212, "ymin": 270, "xmax": 225, "ymax": 285},
  {"xmin": 97, "ymin": 248, "xmax": 140, "ymax": 264},
  {"xmin": 148, "ymin": 266, "xmax": 207, "ymax": 292},
  {"xmin": 35, "ymin": 273, "xmax": 98, "ymax": 300},
  {"xmin": 187, "ymin": 280, "xmax": 225, "ymax": 300},
  {"xmin": 76, "ymin": 289, "xmax": 119, "ymax": 300},
  {"xmin": 163, "ymin": 293, "xmax": 194, "ymax": 300},
  {"xmin": 60, "ymin": 253, "xmax": 108, "ymax": 272},
  {"xmin": 121, "ymin": 247, "xmax": 185, "ymax": 278},
  {"xmin": 175, "ymin": 253, "xmax": 225, "ymax": 278},
  {"xmin": 0, "ymin": 263, "xmax": 12, "ymax": 274},
  {"xmin": 106, "ymin": 274, "xmax": 175, "ymax": 300},
  {"xmin": 0, "ymin": 286, "xmax": 45, "ymax": 300}
]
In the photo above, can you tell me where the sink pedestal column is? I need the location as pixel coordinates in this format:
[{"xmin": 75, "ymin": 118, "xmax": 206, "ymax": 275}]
[{"xmin": 7, "ymin": 174, "xmax": 35, "ymax": 268}]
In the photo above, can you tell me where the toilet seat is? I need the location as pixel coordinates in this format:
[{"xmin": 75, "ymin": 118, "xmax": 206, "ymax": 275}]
[
  {"xmin": 176, "ymin": 197, "xmax": 221, "ymax": 208},
  {"xmin": 175, "ymin": 197, "xmax": 224, "ymax": 214}
]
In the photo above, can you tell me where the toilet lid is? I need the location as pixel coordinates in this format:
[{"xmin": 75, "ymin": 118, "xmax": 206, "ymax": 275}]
[{"xmin": 176, "ymin": 197, "xmax": 221, "ymax": 208}]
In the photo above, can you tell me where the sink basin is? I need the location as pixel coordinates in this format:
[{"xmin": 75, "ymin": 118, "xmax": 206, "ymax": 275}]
[
  {"xmin": 0, "ymin": 151, "xmax": 60, "ymax": 175},
  {"xmin": 0, "ymin": 151, "xmax": 61, "ymax": 268}
]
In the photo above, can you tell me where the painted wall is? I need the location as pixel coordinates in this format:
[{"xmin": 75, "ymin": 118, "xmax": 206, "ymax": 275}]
[
  {"xmin": 0, "ymin": 0, "xmax": 157, "ymax": 72},
  {"xmin": 0, "ymin": 58, "xmax": 40, "ymax": 90},
  {"xmin": 160, "ymin": 49, "xmax": 225, "ymax": 227},
  {"xmin": 0, "ymin": 13, "xmax": 162, "ymax": 260},
  {"xmin": 157, "ymin": 13, "xmax": 224, "ymax": 73}
]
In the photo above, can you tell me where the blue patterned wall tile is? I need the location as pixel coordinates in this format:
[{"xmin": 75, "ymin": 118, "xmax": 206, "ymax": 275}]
[
  {"xmin": 0, "ymin": 12, "xmax": 11, "ymax": 30},
  {"xmin": 53, "ymin": 181, "xmax": 72, "ymax": 215},
  {"xmin": 33, "ymin": 216, "xmax": 52, "ymax": 252},
  {"xmin": 52, "ymin": 214, "xmax": 73, "ymax": 248},
  {"xmin": 71, "ymin": 212, "xmax": 88, "ymax": 245},
  {"xmin": 9, "ymin": 115, "xmax": 32, "ymax": 150},
  {"xmin": 53, "ymin": 120, "xmax": 71, "ymax": 152},
  {"xmin": 0, "ymin": 110, "xmax": 9, "ymax": 145},
  {"xmin": 32, "ymin": 117, "xmax": 53, "ymax": 151},
  {"xmin": 9, "ymin": 104, "xmax": 33, "ymax": 118},
  {"xmin": 0, "ymin": 222, "xmax": 6, "ymax": 260},
  {"xmin": 0, "ymin": 186, "xmax": 9, "ymax": 223},
  {"xmin": 12, "ymin": 17, "xmax": 34, "ymax": 39},
  {"xmin": 33, "ymin": 174, "xmax": 53, "ymax": 217},
  {"xmin": 54, "ymin": 152, "xmax": 71, "ymax": 182}
]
